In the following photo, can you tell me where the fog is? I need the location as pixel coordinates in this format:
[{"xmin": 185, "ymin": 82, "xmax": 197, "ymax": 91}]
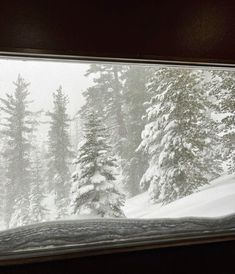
[{"xmin": 0, "ymin": 58, "xmax": 92, "ymax": 116}]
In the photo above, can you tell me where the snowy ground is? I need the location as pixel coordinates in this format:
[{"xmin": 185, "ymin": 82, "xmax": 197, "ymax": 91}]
[
  {"xmin": 123, "ymin": 173, "xmax": 235, "ymax": 218},
  {"xmin": 0, "ymin": 173, "xmax": 234, "ymax": 232},
  {"xmin": 0, "ymin": 174, "xmax": 234, "ymax": 260}
]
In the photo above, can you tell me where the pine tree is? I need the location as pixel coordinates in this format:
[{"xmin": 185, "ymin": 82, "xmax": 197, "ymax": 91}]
[
  {"xmin": 72, "ymin": 110, "xmax": 125, "ymax": 218},
  {"xmin": 82, "ymin": 64, "xmax": 128, "ymax": 169},
  {"xmin": 47, "ymin": 86, "xmax": 73, "ymax": 218},
  {"xmin": 139, "ymin": 68, "xmax": 222, "ymax": 204},
  {"xmin": 205, "ymin": 70, "xmax": 235, "ymax": 174},
  {"xmin": 81, "ymin": 64, "xmax": 109, "ymax": 119},
  {"xmin": 214, "ymin": 71, "xmax": 235, "ymax": 173},
  {"xmin": 198, "ymin": 70, "xmax": 224, "ymax": 180},
  {"xmin": 30, "ymin": 148, "xmax": 47, "ymax": 224},
  {"xmin": 0, "ymin": 75, "xmax": 34, "ymax": 227},
  {"xmin": 121, "ymin": 65, "xmax": 150, "ymax": 196}
]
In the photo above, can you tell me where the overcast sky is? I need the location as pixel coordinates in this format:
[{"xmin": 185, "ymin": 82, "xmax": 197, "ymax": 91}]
[
  {"xmin": 0, "ymin": 57, "xmax": 93, "ymax": 117},
  {"xmin": 0, "ymin": 57, "xmax": 96, "ymax": 143}
]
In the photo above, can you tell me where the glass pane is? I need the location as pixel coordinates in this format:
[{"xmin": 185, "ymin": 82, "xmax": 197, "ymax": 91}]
[{"xmin": 0, "ymin": 57, "xmax": 234, "ymax": 259}]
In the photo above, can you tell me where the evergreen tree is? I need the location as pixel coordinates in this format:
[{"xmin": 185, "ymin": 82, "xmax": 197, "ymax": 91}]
[
  {"xmin": 47, "ymin": 86, "xmax": 73, "ymax": 218},
  {"xmin": 198, "ymin": 70, "xmax": 224, "ymax": 180},
  {"xmin": 72, "ymin": 110, "xmax": 125, "ymax": 218},
  {"xmin": 0, "ymin": 75, "xmax": 34, "ymax": 227},
  {"xmin": 205, "ymin": 69, "xmax": 235, "ymax": 174},
  {"xmin": 121, "ymin": 65, "xmax": 150, "ymax": 196},
  {"xmin": 30, "ymin": 148, "xmax": 47, "ymax": 224},
  {"xmin": 81, "ymin": 64, "xmax": 109, "ymax": 119},
  {"xmin": 139, "ymin": 68, "xmax": 222, "ymax": 204},
  {"xmin": 213, "ymin": 70, "xmax": 235, "ymax": 173},
  {"xmin": 82, "ymin": 64, "xmax": 128, "ymax": 166}
]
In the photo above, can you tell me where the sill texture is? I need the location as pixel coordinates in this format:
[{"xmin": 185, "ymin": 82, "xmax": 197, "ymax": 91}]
[{"xmin": 0, "ymin": 214, "xmax": 235, "ymax": 265}]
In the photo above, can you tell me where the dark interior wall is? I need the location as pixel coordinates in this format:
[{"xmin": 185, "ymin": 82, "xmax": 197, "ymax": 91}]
[
  {"xmin": 1, "ymin": 240, "xmax": 235, "ymax": 274},
  {"xmin": 0, "ymin": 0, "xmax": 234, "ymax": 63}
]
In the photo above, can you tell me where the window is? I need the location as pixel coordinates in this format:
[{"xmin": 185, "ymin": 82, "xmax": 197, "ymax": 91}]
[{"xmin": 0, "ymin": 56, "xmax": 234, "ymax": 263}]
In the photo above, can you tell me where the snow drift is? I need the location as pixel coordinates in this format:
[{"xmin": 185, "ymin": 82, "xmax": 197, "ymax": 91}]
[{"xmin": 123, "ymin": 173, "xmax": 235, "ymax": 218}]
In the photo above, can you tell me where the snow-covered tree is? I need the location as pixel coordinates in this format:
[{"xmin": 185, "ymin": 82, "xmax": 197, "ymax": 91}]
[
  {"xmin": 82, "ymin": 64, "xmax": 128, "ymax": 185},
  {"xmin": 121, "ymin": 65, "xmax": 150, "ymax": 196},
  {"xmin": 81, "ymin": 64, "xmax": 109, "ymax": 120},
  {"xmin": 72, "ymin": 110, "xmax": 125, "ymax": 218},
  {"xmin": 139, "ymin": 68, "xmax": 222, "ymax": 204},
  {"xmin": 29, "ymin": 148, "xmax": 47, "ymax": 224},
  {"xmin": 0, "ymin": 75, "xmax": 35, "ymax": 227},
  {"xmin": 192, "ymin": 70, "xmax": 224, "ymax": 180},
  {"xmin": 215, "ymin": 71, "xmax": 235, "ymax": 173},
  {"xmin": 204, "ymin": 69, "xmax": 235, "ymax": 174},
  {"xmin": 47, "ymin": 86, "xmax": 73, "ymax": 218},
  {"xmin": 84, "ymin": 64, "xmax": 127, "ymax": 149}
]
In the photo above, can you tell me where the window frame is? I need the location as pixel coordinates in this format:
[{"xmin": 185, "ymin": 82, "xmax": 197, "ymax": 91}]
[{"xmin": 0, "ymin": 51, "xmax": 234, "ymax": 266}]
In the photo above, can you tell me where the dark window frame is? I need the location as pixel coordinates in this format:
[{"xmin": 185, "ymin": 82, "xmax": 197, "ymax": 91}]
[{"xmin": 0, "ymin": 52, "xmax": 234, "ymax": 266}]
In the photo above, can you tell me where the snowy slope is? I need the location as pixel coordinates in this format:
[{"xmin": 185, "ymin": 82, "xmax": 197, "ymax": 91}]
[{"xmin": 123, "ymin": 173, "xmax": 235, "ymax": 218}]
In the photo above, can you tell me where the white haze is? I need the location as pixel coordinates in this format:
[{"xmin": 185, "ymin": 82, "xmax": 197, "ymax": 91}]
[
  {"xmin": 0, "ymin": 57, "xmax": 94, "ymax": 140},
  {"xmin": 0, "ymin": 58, "xmax": 92, "ymax": 116}
]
